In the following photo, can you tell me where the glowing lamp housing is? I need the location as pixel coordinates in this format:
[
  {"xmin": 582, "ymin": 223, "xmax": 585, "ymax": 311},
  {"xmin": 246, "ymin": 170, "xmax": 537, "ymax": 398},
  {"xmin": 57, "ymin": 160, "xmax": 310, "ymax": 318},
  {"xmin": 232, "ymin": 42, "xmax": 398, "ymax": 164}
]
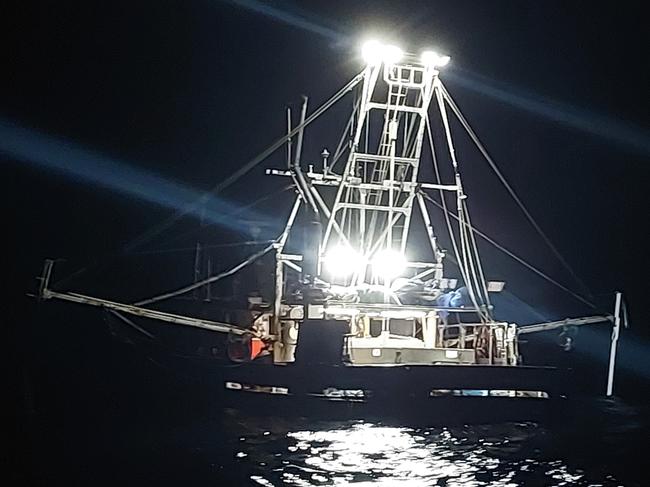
[
  {"xmin": 421, "ymin": 50, "xmax": 451, "ymax": 68},
  {"xmin": 361, "ymin": 41, "xmax": 404, "ymax": 66}
]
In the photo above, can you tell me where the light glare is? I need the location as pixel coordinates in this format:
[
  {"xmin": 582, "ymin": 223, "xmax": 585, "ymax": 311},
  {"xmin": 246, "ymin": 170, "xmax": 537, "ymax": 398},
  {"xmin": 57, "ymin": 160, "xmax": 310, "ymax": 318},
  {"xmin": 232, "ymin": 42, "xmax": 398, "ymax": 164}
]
[
  {"xmin": 372, "ymin": 249, "xmax": 407, "ymax": 279},
  {"xmin": 324, "ymin": 245, "xmax": 365, "ymax": 277},
  {"xmin": 421, "ymin": 50, "xmax": 451, "ymax": 67},
  {"xmin": 361, "ymin": 40, "xmax": 383, "ymax": 65},
  {"xmin": 383, "ymin": 44, "xmax": 403, "ymax": 64}
]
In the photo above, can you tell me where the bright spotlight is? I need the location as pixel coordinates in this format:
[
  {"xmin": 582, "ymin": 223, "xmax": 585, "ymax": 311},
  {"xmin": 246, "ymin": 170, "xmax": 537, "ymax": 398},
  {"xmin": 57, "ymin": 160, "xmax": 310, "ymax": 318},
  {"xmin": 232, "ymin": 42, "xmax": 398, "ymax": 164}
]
[
  {"xmin": 383, "ymin": 44, "xmax": 403, "ymax": 65},
  {"xmin": 421, "ymin": 50, "xmax": 451, "ymax": 67},
  {"xmin": 325, "ymin": 245, "xmax": 365, "ymax": 277},
  {"xmin": 371, "ymin": 249, "xmax": 407, "ymax": 280},
  {"xmin": 362, "ymin": 40, "xmax": 383, "ymax": 65}
]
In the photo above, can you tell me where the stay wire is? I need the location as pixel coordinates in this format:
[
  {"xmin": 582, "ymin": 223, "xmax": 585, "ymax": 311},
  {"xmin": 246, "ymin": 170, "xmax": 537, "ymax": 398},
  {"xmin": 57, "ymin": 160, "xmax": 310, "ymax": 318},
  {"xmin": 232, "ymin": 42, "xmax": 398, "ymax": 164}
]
[
  {"xmin": 133, "ymin": 240, "xmax": 278, "ymax": 307},
  {"xmin": 420, "ymin": 191, "xmax": 597, "ymax": 310}
]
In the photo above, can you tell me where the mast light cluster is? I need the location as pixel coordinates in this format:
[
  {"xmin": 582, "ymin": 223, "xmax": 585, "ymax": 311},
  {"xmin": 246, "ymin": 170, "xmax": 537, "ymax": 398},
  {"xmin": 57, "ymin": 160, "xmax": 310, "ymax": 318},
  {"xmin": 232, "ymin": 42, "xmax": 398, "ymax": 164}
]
[{"xmin": 361, "ymin": 40, "xmax": 450, "ymax": 67}]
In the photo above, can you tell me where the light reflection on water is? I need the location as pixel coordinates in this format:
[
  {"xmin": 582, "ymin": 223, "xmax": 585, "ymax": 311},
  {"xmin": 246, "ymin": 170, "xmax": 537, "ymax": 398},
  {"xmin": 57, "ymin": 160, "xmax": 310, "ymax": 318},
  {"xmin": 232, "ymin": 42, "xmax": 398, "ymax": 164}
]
[{"xmin": 231, "ymin": 421, "xmax": 614, "ymax": 486}]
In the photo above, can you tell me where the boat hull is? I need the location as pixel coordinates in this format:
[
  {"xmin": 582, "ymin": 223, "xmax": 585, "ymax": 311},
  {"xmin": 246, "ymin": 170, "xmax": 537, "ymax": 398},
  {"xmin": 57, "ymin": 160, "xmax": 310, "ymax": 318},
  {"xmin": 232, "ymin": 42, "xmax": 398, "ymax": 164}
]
[
  {"xmin": 105, "ymin": 313, "xmax": 568, "ymax": 425},
  {"xmin": 216, "ymin": 361, "xmax": 566, "ymax": 424}
]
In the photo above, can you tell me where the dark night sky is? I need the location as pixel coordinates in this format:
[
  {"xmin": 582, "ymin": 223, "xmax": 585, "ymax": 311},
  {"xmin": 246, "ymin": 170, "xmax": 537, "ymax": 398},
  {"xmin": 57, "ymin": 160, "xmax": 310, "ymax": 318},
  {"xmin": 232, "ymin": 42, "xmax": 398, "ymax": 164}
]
[{"xmin": 3, "ymin": 1, "xmax": 649, "ymax": 327}]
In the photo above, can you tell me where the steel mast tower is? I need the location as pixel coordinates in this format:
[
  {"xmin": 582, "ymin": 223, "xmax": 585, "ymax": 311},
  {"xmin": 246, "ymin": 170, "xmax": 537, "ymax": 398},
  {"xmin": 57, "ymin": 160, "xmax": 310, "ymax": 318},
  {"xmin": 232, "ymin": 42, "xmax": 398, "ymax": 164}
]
[{"xmin": 320, "ymin": 44, "xmax": 447, "ymax": 287}]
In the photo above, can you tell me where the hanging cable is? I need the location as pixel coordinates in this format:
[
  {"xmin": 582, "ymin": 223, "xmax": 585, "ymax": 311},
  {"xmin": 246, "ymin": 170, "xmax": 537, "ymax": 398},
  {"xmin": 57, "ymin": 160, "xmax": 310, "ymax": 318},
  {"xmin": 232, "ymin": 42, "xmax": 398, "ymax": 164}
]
[
  {"xmin": 133, "ymin": 240, "xmax": 277, "ymax": 306},
  {"xmin": 438, "ymin": 81, "xmax": 594, "ymax": 302}
]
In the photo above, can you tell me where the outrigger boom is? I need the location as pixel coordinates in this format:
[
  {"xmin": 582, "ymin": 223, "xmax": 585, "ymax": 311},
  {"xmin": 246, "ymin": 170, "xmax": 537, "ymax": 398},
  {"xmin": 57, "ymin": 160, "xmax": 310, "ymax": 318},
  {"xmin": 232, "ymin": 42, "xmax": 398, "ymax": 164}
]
[{"xmin": 35, "ymin": 259, "xmax": 251, "ymax": 336}]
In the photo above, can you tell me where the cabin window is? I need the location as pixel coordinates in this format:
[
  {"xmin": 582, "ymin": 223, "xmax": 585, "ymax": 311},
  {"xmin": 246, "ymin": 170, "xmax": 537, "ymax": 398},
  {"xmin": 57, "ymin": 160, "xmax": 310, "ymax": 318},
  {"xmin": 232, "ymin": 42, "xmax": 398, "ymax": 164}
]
[
  {"xmin": 369, "ymin": 319, "xmax": 382, "ymax": 337},
  {"xmin": 389, "ymin": 318, "xmax": 415, "ymax": 337}
]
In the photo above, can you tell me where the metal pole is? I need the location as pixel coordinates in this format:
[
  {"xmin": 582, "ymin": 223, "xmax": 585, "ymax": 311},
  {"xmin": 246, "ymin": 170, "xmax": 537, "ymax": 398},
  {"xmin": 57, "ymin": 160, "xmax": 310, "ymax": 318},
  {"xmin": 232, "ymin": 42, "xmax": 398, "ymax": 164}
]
[
  {"xmin": 193, "ymin": 242, "xmax": 202, "ymax": 299},
  {"xmin": 286, "ymin": 107, "xmax": 292, "ymax": 169},
  {"xmin": 606, "ymin": 291, "xmax": 623, "ymax": 397},
  {"xmin": 205, "ymin": 256, "xmax": 212, "ymax": 302}
]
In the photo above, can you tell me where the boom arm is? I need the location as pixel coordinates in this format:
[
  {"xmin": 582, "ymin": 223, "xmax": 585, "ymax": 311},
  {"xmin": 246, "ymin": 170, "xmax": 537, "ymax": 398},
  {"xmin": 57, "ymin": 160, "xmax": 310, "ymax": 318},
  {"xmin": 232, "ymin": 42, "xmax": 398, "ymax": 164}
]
[{"xmin": 34, "ymin": 260, "xmax": 251, "ymax": 336}]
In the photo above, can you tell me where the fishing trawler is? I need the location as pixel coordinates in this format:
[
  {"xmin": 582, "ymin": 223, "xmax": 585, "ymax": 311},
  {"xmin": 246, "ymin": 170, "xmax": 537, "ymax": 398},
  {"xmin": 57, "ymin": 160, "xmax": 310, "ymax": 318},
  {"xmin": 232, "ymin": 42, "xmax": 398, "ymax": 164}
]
[{"xmin": 35, "ymin": 41, "xmax": 624, "ymax": 422}]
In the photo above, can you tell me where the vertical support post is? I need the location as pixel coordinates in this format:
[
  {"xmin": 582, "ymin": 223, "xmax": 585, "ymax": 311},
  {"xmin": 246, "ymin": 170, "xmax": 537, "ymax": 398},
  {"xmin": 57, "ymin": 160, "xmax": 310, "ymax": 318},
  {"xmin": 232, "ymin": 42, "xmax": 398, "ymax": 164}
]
[
  {"xmin": 37, "ymin": 259, "xmax": 55, "ymax": 299},
  {"xmin": 272, "ymin": 251, "xmax": 284, "ymax": 363},
  {"xmin": 205, "ymin": 256, "xmax": 212, "ymax": 302},
  {"xmin": 459, "ymin": 324, "xmax": 466, "ymax": 349},
  {"xmin": 193, "ymin": 242, "xmax": 202, "ymax": 299},
  {"xmin": 488, "ymin": 325, "xmax": 493, "ymax": 365},
  {"xmin": 606, "ymin": 291, "xmax": 623, "ymax": 397},
  {"xmin": 416, "ymin": 192, "xmax": 439, "ymax": 262},
  {"xmin": 286, "ymin": 107, "xmax": 292, "ymax": 169}
]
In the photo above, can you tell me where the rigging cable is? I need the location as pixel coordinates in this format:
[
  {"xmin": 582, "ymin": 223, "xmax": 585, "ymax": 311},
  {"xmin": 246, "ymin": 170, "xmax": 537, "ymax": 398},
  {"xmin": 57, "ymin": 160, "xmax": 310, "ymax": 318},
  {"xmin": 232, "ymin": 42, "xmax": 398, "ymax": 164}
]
[
  {"xmin": 51, "ymin": 184, "xmax": 293, "ymax": 289},
  {"xmin": 432, "ymin": 85, "xmax": 490, "ymax": 321},
  {"xmin": 462, "ymin": 198, "xmax": 492, "ymax": 307},
  {"xmin": 148, "ymin": 183, "xmax": 295, "ymax": 253},
  {"xmin": 438, "ymin": 81, "xmax": 594, "ymax": 302},
  {"xmin": 420, "ymin": 191, "xmax": 597, "ymax": 310},
  {"xmin": 124, "ymin": 71, "xmax": 365, "ymax": 253}
]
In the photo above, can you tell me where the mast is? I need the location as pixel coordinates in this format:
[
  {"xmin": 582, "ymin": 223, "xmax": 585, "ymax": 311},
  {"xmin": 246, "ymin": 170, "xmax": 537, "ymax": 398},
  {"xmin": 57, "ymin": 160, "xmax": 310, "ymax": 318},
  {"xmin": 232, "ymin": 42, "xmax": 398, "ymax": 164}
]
[{"xmin": 319, "ymin": 44, "xmax": 450, "ymax": 291}]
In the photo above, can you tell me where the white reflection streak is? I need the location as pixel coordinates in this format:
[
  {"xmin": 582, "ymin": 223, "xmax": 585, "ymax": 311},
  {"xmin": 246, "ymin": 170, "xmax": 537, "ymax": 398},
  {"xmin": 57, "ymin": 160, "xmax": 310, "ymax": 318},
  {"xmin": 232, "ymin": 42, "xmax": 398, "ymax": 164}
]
[
  {"xmin": 287, "ymin": 424, "xmax": 483, "ymax": 485},
  {"xmin": 243, "ymin": 423, "xmax": 589, "ymax": 486}
]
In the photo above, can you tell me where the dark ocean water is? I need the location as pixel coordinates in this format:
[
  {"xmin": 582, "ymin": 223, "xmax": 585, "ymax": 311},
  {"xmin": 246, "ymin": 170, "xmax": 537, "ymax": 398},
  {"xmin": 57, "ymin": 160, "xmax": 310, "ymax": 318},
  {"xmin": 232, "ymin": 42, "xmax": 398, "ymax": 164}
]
[{"xmin": 15, "ymin": 369, "xmax": 649, "ymax": 486}]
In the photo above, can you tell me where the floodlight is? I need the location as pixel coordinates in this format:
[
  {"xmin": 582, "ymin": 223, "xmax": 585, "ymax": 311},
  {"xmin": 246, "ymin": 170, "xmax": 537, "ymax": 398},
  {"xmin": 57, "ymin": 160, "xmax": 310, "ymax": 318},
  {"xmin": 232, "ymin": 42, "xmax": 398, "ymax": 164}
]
[
  {"xmin": 383, "ymin": 44, "xmax": 403, "ymax": 64},
  {"xmin": 362, "ymin": 40, "xmax": 383, "ymax": 65},
  {"xmin": 371, "ymin": 249, "xmax": 407, "ymax": 279},
  {"xmin": 421, "ymin": 50, "xmax": 451, "ymax": 67},
  {"xmin": 324, "ymin": 245, "xmax": 365, "ymax": 277}
]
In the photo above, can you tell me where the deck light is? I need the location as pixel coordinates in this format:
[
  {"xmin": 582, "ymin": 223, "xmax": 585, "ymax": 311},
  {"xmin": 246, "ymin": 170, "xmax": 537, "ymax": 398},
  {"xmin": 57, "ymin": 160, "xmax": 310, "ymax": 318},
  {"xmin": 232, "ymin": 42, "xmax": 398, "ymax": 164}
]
[
  {"xmin": 371, "ymin": 249, "xmax": 407, "ymax": 279},
  {"xmin": 324, "ymin": 245, "xmax": 365, "ymax": 277},
  {"xmin": 421, "ymin": 50, "xmax": 450, "ymax": 67}
]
